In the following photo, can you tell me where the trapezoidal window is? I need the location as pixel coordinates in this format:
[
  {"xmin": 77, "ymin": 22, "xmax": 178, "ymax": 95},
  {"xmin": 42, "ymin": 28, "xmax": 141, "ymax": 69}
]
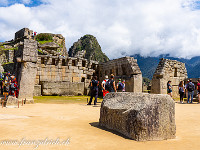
[
  {"xmin": 174, "ymin": 68, "xmax": 178, "ymax": 77},
  {"xmin": 121, "ymin": 65, "xmax": 126, "ymax": 75},
  {"xmin": 62, "ymin": 59, "xmax": 66, "ymax": 66},
  {"xmin": 82, "ymin": 60, "xmax": 86, "ymax": 67},
  {"xmin": 116, "ymin": 68, "xmax": 119, "ymax": 76},
  {"xmin": 72, "ymin": 60, "xmax": 76, "ymax": 66},
  {"xmin": 81, "ymin": 77, "xmax": 85, "ymax": 82},
  {"xmin": 92, "ymin": 64, "xmax": 96, "ymax": 70},
  {"xmin": 41, "ymin": 57, "xmax": 45, "ymax": 64},
  {"xmin": 52, "ymin": 58, "xmax": 56, "ymax": 65},
  {"xmin": 87, "ymin": 75, "xmax": 91, "ymax": 79}
]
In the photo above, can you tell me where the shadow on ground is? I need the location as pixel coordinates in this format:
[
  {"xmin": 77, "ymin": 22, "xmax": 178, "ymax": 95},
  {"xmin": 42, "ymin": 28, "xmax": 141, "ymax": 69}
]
[{"xmin": 89, "ymin": 122, "xmax": 131, "ymax": 140}]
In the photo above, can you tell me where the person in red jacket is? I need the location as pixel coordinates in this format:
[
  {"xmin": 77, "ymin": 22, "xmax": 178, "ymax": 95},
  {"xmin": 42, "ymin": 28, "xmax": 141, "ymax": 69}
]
[{"xmin": 9, "ymin": 75, "xmax": 19, "ymax": 98}]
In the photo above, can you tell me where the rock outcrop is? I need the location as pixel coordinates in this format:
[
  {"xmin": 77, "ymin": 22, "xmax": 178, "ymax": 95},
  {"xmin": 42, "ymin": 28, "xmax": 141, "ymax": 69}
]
[
  {"xmin": 69, "ymin": 34, "xmax": 109, "ymax": 63},
  {"xmin": 36, "ymin": 33, "xmax": 68, "ymax": 57},
  {"xmin": 99, "ymin": 92, "xmax": 176, "ymax": 141},
  {"xmin": 6, "ymin": 96, "xmax": 18, "ymax": 108}
]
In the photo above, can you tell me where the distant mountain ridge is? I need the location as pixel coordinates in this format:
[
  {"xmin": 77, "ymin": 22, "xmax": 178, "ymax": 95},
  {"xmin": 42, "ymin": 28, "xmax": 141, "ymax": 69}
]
[{"xmin": 131, "ymin": 54, "xmax": 200, "ymax": 79}]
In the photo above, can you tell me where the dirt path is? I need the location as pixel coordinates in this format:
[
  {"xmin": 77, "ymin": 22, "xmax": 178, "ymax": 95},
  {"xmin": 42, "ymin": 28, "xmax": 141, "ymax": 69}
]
[{"xmin": 0, "ymin": 102, "xmax": 200, "ymax": 150}]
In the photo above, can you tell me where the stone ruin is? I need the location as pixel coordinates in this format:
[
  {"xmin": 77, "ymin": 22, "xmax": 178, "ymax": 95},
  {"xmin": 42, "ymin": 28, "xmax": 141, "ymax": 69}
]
[
  {"xmin": 99, "ymin": 92, "xmax": 176, "ymax": 141},
  {"xmin": 0, "ymin": 28, "xmax": 143, "ymax": 102},
  {"xmin": 151, "ymin": 58, "xmax": 188, "ymax": 98},
  {"xmin": 99, "ymin": 57, "xmax": 142, "ymax": 93}
]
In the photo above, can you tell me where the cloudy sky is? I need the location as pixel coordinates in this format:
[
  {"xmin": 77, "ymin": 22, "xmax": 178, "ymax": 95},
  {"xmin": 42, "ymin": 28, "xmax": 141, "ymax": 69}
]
[{"xmin": 1, "ymin": 0, "xmax": 200, "ymax": 59}]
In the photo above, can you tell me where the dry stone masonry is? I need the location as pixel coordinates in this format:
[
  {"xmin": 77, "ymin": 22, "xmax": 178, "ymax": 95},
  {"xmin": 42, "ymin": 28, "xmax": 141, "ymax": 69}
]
[
  {"xmin": 0, "ymin": 28, "xmax": 144, "ymax": 102},
  {"xmin": 99, "ymin": 92, "xmax": 176, "ymax": 141},
  {"xmin": 151, "ymin": 58, "xmax": 188, "ymax": 98},
  {"xmin": 99, "ymin": 57, "xmax": 142, "ymax": 93}
]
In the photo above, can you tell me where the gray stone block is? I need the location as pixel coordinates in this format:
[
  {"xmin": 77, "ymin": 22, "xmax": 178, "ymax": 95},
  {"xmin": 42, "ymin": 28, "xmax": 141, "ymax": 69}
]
[
  {"xmin": 99, "ymin": 92, "xmax": 176, "ymax": 141},
  {"xmin": 6, "ymin": 96, "xmax": 18, "ymax": 108}
]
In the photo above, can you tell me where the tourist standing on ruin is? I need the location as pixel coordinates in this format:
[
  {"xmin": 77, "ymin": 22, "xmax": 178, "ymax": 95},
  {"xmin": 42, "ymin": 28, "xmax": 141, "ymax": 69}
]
[
  {"xmin": 101, "ymin": 75, "xmax": 109, "ymax": 98},
  {"xmin": 167, "ymin": 81, "xmax": 172, "ymax": 97},
  {"xmin": 197, "ymin": 79, "xmax": 200, "ymax": 103},
  {"xmin": 88, "ymin": 76, "xmax": 99, "ymax": 105},
  {"xmin": 178, "ymin": 81, "xmax": 185, "ymax": 103},
  {"xmin": 186, "ymin": 79, "xmax": 195, "ymax": 103}
]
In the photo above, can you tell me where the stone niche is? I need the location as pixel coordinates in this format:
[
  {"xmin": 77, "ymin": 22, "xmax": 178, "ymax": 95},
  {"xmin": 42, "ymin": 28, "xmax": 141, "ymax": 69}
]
[{"xmin": 99, "ymin": 92, "xmax": 176, "ymax": 141}]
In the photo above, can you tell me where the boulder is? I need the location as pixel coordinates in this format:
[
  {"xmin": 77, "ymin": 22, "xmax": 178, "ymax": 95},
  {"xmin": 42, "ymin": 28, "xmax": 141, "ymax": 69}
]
[
  {"xmin": 6, "ymin": 96, "xmax": 18, "ymax": 108},
  {"xmin": 99, "ymin": 92, "xmax": 176, "ymax": 141}
]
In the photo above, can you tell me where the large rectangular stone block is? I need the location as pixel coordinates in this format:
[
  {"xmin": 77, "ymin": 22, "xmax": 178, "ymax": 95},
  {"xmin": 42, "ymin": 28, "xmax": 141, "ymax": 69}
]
[{"xmin": 99, "ymin": 93, "xmax": 176, "ymax": 141}]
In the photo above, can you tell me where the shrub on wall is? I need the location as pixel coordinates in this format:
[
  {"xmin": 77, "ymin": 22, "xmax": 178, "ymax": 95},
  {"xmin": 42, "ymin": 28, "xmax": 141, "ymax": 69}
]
[{"xmin": 36, "ymin": 33, "xmax": 53, "ymax": 41}]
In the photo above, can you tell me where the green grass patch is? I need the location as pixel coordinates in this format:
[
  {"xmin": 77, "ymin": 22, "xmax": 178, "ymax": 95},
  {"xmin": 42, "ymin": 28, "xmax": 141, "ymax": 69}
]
[
  {"xmin": 38, "ymin": 40, "xmax": 53, "ymax": 45},
  {"xmin": 2, "ymin": 62, "xmax": 14, "ymax": 66},
  {"xmin": 0, "ymin": 46, "xmax": 18, "ymax": 51},
  {"xmin": 34, "ymin": 95, "xmax": 103, "ymax": 104}
]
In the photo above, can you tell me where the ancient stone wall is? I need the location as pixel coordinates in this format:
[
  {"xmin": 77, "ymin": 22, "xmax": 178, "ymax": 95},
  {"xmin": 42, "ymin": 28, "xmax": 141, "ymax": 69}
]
[
  {"xmin": 15, "ymin": 28, "xmax": 33, "ymax": 40},
  {"xmin": 34, "ymin": 55, "xmax": 98, "ymax": 96},
  {"xmin": 14, "ymin": 38, "xmax": 38, "ymax": 103},
  {"xmin": 151, "ymin": 58, "xmax": 188, "ymax": 98},
  {"xmin": 99, "ymin": 57, "xmax": 142, "ymax": 93}
]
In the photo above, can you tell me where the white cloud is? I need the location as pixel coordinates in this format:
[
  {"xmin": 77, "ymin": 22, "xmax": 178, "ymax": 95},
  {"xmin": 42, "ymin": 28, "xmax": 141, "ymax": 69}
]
[{"xmin": 1, "ymin": 0, "xmax": 200, "ymax": 59}]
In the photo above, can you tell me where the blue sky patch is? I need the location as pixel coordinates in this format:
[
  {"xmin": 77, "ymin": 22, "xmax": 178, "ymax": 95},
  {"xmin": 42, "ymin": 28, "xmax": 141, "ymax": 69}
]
[{"xmin": 0, "ymin": 0, "xmax": 44, "ymax": 7}]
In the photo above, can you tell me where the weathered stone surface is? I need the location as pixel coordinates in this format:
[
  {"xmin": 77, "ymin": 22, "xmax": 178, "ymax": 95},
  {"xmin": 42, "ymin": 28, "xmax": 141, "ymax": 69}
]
[
  {"xmin": 38, "ymin": 42, "xmax": 59, "ymax": 49},
  {"xmin": 33, "ymin": 85, "xmax": 41, "ymax": 96},
  {"xmin": 6, "ymin": 96, "xmax": 18, "ymax": 108},
  {"xmin": 99, "ymin": 92, "xmax": 176, "ymax": 141},
  {"xmin": 99, "ymin": 56, "xmax": 142, "ymax": 93},
  {"xmin": 151, "ymin": 58, "xmax": 188, "ymax": 98},
  {"xmin": 41, "ymin": 81, "xmax": 84, "ymax": 96}
]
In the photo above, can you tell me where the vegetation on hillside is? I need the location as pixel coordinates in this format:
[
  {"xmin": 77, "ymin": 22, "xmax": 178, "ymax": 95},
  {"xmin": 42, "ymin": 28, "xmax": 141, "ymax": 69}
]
[
  {"xmin": 69, "ymin": 34, "xmax": 109, "ymax": 63},
  {"xmin": 35, "ymin": 33, "xmax": 53, "ymax": 42}
]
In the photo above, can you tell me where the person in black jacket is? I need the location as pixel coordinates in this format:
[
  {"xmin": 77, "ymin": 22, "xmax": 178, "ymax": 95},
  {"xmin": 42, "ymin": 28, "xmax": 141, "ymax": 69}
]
[{"xmin": 87, "ymin": 76, "xmax": 99, "ymax": 105}]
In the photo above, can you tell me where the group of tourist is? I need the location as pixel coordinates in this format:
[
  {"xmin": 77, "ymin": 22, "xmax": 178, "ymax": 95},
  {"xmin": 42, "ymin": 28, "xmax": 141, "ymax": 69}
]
[
  {"xmin": 0, "ymin": 72, "xmax": 19, "ymax": 99},
  {"xmin": 87, "ymin": 74, "xmax": 125, "ymax": 105},
  {"xmin": 167, "ymin": 79, "xmax": 200, "ymax": 104}
]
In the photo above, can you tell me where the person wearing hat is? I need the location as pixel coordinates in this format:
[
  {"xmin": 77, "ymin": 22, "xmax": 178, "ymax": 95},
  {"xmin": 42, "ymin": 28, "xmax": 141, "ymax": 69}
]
[{"xmin": 101, "ymin": 75, "xmax": 109, "ymax": 98}]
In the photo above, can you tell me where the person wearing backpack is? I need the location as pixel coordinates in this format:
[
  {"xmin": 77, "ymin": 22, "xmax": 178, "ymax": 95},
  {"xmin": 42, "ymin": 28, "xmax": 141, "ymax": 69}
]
[
  {"xmin": 87, "ymin": 76, "xmax": 99, "ymax": 105},
  {"xmin": 101, "ymin": 75, "xmax": 109, "ymax": 98},
  {"xmin": 178, "ymin": 81, "xmax": 185, "ymax": 103},
  {"xmin": 105, "ymin": 74, "xmax": 116, "ymax": 93},
  {"xmin": 186, "ymin": 79, "xmax": 195, "ymax": 103},
  {"xmin": 167, "ymin": 81, "xmax": 172, "ymax": 97},
  {"xmin": 117, "ymin": 79, "xmax": 124, "ymax": 92},
  {"xmin": 9, "ymin": 75, "xmax": 19, "ymax": 98}
]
